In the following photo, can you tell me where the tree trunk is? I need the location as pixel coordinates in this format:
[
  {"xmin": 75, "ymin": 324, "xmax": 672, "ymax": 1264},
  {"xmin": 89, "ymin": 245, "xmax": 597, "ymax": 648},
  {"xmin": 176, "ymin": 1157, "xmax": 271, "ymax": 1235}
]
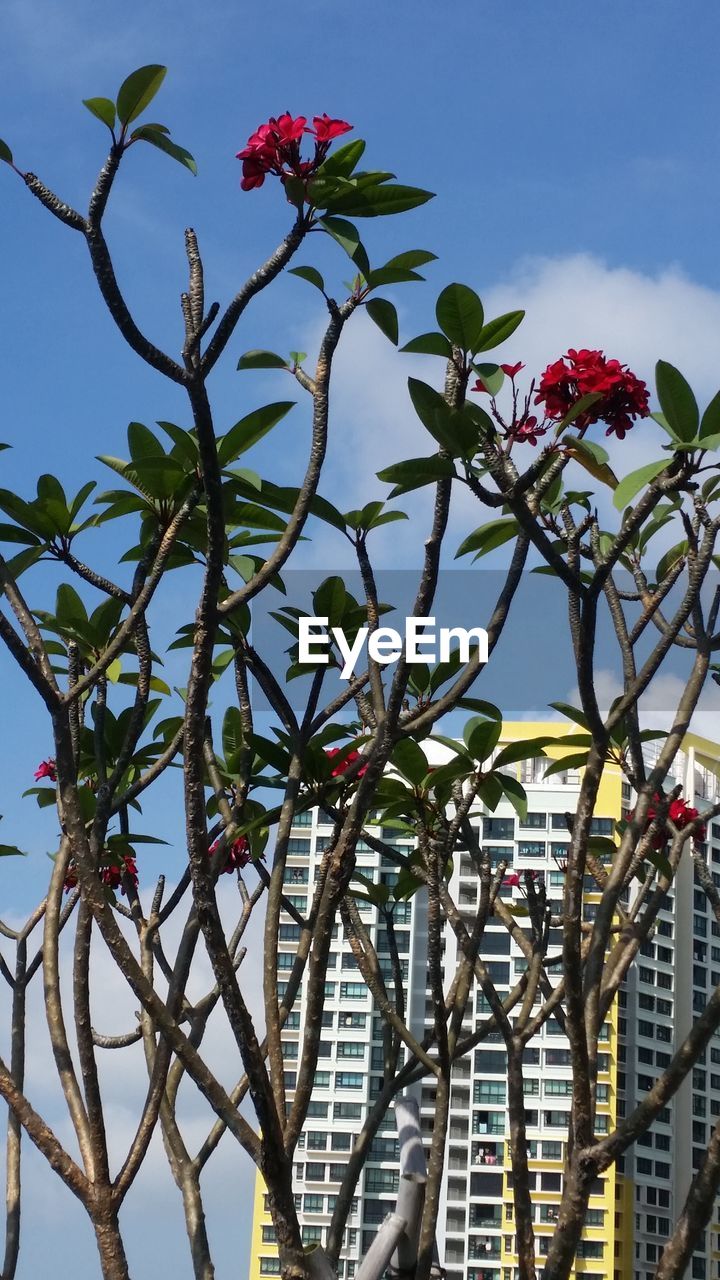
[
  {"xmin": 93, "ymin": 1209, "xmax": 130, "ymax": 1280},
  {"xmin": 180, "ymin": 1174, "xmax": 215, "ymax": 1280}
]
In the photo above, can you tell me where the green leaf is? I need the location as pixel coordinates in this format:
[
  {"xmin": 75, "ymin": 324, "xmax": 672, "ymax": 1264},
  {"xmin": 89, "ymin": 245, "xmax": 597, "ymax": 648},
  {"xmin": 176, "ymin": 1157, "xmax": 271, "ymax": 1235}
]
[
  {"xmin": 472, "ymin": 363, "xmax": 505, "ymax": 396},
  {"xmin": 83, "ymin": 97, "xmax": 117, "ymax": 130},
  {"xmin": 455, "ymin": 518, "xmax": 518, "ymax": 561},
  {"xmin": 391, "ymin": 739, "xmax": 429, "ymax": 786},
  {"xmin": 313, "ymin": 576, "xmax": 347, "ymax": 626},
  {"xmin": 553, "ymin": 392, "xmax": 603, "ymax": 435},
  {"xmin": 289, "ymin": 265, "xmax": 325, "ymax": 292},
  {"xmin": 400, "ymin": 332, "xmax": 453, "ymax": 357},
  {"xmin": 435, "ymin": 283, "xmax": 484, "ymax": 352},
  {"xmin": 384, "ymin": 250, "xmax": 437, "ymax": 271},
  {"xmin": 318, "ymin": 216, "xmax": 370, "ymax": 277},
  {"xmin": 376, "ymin": 455, "xmax": 456, "ymax": 498},
  {"xmin": 320, "ymin": 182, "xmax": 435, "ymax": 218},
  {"xmin": 542, "ymin": 752, "xmax": 588, "ymax": 779},
  {"xmin": 492, "ymin": 738, "xmax": 550, "ymax": 769},
  {"xmin": 0, "ymin": 139, "xmax": 13, "ymax": 165},
  {"xmin": 218, "ymin": 402, "xmax": 295, "ymax": 467},
  {"xmin": 235, "ymin": 350, "xmax": 285, "ymax": 371},
  {"xmin": 564, "ymin": 435, "xmax": 618, "ymax": 489},
  {"xmin": 456, "ymin": 698, "xmax": 502, "ymax": 719},
  {"xmin": 655, "ymin": 360, "xmax": 699, "ymax": 442},
  {"xmin": 366, "ymin": 298, "xmax": 398, "ymax": 345},
  {"xmin": 700, "ymin": 390, "xmax": 720, "ymax": 443},
  {"xmin": 367, "ymin": 510, "xmax": 408, "ymax": 530},
  {"xmin": 655, "ymin": 540, "xmax": 687, "ymax": 583},
  {"xmin": 223, "ymin": 706, "xmax": 245, "ymax": 772},
  {"xmin": 474, "ymin": 311, "xmax": 525, "ymax": 353},
  {"xmin": 497, "ymin": 772, "xmax": 528, "ymax": 821},
  {"xmin": 317, "ymin": 138, "xmax": 366, "ymax": 178},
  {"xmin": 548, "ymin": 702, "xmax": 589, "ymax": 729},
  {"xmin": 131, "ymin": 126, "xmax": 197, "ymax": 175},
  {"xmin": 407, "ymin": 377, "xmax": 453, "ymax": 448},
  {"xmin": 612, "ymin": 459, "xmax": 668, "ymax": 511},
  {"xmin": 463, "ymin": 715, "xmax": 502, "ymax": 763},
  {"xmin": 116, "ymin": 65, "xmax": 167, "ymax": 127}
]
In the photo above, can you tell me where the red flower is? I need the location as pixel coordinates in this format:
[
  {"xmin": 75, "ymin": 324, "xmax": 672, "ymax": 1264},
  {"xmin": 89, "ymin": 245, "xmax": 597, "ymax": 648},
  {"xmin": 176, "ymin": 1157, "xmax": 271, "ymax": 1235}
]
[
  {"xmin": 471, "ymin": 378, "xmax": 490, "ymax": 394},
  {"xmin": 503, "ymin": 871, "xmax": 521, "ymax": 887},
  {"xmin": 535, "ymin": 348, "xmax": 650, "ymax": 438},
  {"xmin": 209, "ymin": 833, "xmax": 253, "ymax": 873},
  {"xmin": 237, "ymin": 112, "xmax": 353, "ymax": 193},
  {"xmin": 627, "ymin": 792, "xmax": 706, "ymax": 847},
  {"xmin": 101, "ymin": 852, "xmax": 139, "ymax": 895},
  {"xmin": 514, "ymin": 415, "xmax": 548, "ymax": 447},
  {"xmin": 34, "ymin": 758, "xmax": 56, "ymax": 782},
  {"xmin": 325, "ymin": 747, "xmax": 368, "ymax": 779},
  {"xmin": 500, "ymin": 362, "xmax": 525, "ymax": 379},
  {"xmin": 310, "ymin": 114, "xmax": 353, "ymax": 143},
  {"xmin": 272, "ymin": 113, "xmax": 307, "ymax": 143},
  {"xmin": 240, "ymin": 155, "xmax": 270, "ymax": 191},
  {"xmin": 64, "ymin": 851, "xmax": 139, "ymax": 895}
]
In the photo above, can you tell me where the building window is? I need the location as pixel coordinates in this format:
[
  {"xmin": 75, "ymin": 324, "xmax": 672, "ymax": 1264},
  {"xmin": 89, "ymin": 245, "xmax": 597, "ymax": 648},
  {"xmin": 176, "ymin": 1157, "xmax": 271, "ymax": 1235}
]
[
  {"xmin": 483, "ymin": 818, "xmax": 515, "ymax": 840},
  {"xmin": 336, "ymin": 1072, "xmax": 364, "ymax": 1089},
  {"xmin": 474, "ymin": 1082, "xmax": 507, "ymax": 1104},
  {"xmin": 517, "ymin": 841, "xmax": 546, "ymax": 858},
  {"xmin": 340, "ymin": 983, "xmax": 368, "ymax": 1000},
  {"xmin": 338, "ymin": 1042, "xmax": 366, "ymax": 1059},
  {"xmin": 520, "ymin": 813, "xmax": 547, "ymax": 829}
]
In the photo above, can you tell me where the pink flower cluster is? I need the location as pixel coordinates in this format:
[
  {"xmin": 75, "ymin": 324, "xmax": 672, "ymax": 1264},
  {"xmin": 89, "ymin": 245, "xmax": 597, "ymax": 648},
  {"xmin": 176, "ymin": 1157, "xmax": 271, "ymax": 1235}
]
[
  {"xmin": 627, "ymin": 793, "xmax": 706, "ymax": 848},
  {"xmin": 535, "ymin": 348, "xmax": 650, "ymax": 439},
  {"xmin": 472, "ymin": 350, "xmax": 650, "ymax": 446},
  {"xmin": 325, "ymin": 747, "xmax": 367, "ymax": 780},
  {"xmin": 64, "ymin": 851, "xmax": 138, "ymax": 896},
  {"xmin": 209, "ymin": 833, "xmax": 253, "ymax": 873},
  {"xmin": 237, "ymin": 113, "xmax": 352, "ymax": 192}
]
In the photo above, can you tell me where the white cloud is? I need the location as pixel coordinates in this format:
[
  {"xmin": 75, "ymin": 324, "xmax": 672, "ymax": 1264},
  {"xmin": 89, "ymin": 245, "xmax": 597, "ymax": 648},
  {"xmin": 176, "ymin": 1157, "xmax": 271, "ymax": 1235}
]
[
  {"xmin": 566, "ymin": 667, "xmax": 720, "ymax": 744},
  {"xmin": 309, "ymin": 254, "xmax": 720, "ymax": 568}
]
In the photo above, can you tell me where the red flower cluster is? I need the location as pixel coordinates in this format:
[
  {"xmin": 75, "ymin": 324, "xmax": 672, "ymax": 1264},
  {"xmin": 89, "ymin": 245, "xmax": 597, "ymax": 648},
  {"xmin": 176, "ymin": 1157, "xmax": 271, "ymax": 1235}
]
[
  {"xmin": 63, "ymin": 851, "xmax": 138, "ymax": 896},
  {"xmin": 34, "ymin": 758, "xmax": 56, "ymax": 782},
  {"xmin": 535, "ymin": 348, "xmax": 650, "ymax": 439},
  {"xmin": 627, "ymin": 793, "xmax": 706, "ymax": 848},
  {"xmin": 325, "ymin": 747, "xmax": 368, "ymax": 779},
  {"xmin": 209, "ymin": 833, "xmax": 253, "ymax": 873},
  {"xmin": 237, "ymin": 113, "xmax": 352, "ymax": 192}
]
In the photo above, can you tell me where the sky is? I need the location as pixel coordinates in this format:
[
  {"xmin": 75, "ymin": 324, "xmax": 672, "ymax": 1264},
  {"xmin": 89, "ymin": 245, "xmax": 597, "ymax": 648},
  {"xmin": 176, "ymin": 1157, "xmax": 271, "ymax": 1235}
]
[{"xmin": 2, "ymin": 0, "xmax": 720, "ymax": 1274}]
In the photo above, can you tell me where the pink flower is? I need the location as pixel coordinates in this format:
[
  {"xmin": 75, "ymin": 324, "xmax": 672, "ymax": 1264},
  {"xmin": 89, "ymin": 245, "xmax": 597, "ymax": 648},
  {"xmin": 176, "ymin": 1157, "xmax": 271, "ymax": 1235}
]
[
  {"xmin": 209, "ymin": 834, "xmax": 253, "ymax": 873},
  {"xmin": 535, "ymin": 348, "xmax": 650, "ymax": 438},
  {"xmin": 514, "ymin": 414, "xmax": 549, "ymax": 447},
  {"xmin": 237, "ymin": 112, "xmax": 353, "ymax": 193},
  {"xmin": 272, "ymin": 113, "xmax": 307, "ymax": 143},
  {"xmin": 101, "ymin": 852, "xmax": 139, "ymax": 894},
  {"xmin": 310, "ymin": 114, "xmax": 353, "ymax": 143},
  {"xmin": 626, "ymin": 792, "xmax": 706, "ymax": 847},
  {"xmin": 34, "ymin": 758, "xmax": 56, "ymax": 782},
  {"xmin": 500, "ymin": 362, "xmax": 524, "ymax": 379},
  {"xmin": 325, "ymin": 747, "xmax": 368, "ymax": 780},
  {"xmin": 503, "ymin": 871, "xmax": 521, "ymax": 887}
]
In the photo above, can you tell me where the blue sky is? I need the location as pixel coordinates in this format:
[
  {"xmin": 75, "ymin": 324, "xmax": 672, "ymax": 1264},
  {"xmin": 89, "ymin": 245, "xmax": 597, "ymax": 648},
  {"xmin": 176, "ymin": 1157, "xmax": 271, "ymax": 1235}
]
[{"xmin": 2, "ymin": 0, "xmax": 720, "ymax": 1275}]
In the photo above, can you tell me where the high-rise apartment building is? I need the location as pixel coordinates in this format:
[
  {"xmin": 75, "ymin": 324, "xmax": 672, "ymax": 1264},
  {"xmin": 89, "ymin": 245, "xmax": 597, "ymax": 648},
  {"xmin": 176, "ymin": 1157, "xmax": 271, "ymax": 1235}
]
[{"xmin": 249, "ymin": 726, "xmax": 720, "ymax": 1280}]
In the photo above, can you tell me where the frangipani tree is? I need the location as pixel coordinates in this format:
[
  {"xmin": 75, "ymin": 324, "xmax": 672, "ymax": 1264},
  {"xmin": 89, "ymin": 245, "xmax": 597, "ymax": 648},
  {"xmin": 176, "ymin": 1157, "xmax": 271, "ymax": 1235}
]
[{"xmin": 0, "ymin": 61, "xmax": 719, "ymax": 1280}]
